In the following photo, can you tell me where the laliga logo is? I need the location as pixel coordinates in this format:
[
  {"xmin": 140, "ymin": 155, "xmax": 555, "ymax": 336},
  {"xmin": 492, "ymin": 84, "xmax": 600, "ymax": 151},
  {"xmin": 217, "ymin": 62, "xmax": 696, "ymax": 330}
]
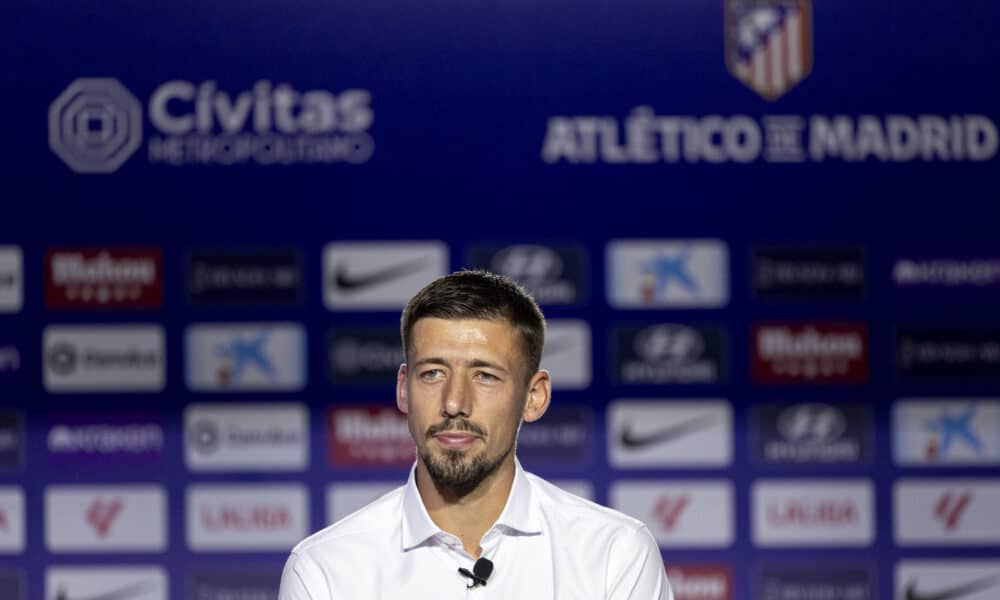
[{"xmin": 48, "ymin": 78, "xmax": 143, "ymax": 174}]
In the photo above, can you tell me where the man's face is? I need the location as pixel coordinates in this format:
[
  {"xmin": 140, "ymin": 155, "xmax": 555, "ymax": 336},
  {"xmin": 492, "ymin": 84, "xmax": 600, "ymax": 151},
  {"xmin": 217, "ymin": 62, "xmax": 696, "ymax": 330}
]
[{"xmin": 397, "ymin": 317, "xmax": 549, "ymax": 495}]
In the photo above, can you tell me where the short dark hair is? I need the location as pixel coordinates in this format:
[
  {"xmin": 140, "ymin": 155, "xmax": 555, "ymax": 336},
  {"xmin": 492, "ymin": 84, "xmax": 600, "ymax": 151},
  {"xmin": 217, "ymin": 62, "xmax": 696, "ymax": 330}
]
[{"xmin": 401, "ymin": 270, "xmax": 546, "ymax": 381}]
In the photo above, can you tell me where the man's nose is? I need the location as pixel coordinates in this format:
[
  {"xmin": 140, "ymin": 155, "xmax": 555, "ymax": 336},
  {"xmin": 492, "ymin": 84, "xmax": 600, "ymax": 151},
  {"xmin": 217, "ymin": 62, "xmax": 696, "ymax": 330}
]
[{"xmin": 442, "ymin": 377, "xmax": 472, "ymax": 418}]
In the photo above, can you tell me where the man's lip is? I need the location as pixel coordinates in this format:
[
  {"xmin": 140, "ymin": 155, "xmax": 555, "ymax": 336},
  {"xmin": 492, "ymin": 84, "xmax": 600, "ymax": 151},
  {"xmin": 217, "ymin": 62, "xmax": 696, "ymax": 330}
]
[{"xmin": 434, "ymin": 432, "xmax": 480, "ymax": 447}]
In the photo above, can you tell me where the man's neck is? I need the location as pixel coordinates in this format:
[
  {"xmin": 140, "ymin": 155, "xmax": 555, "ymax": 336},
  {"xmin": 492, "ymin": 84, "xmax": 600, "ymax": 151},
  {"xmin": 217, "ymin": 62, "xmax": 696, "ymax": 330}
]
[{"xmin": 415, "ymin": 458, "xmax": 516, "ymax": 558}]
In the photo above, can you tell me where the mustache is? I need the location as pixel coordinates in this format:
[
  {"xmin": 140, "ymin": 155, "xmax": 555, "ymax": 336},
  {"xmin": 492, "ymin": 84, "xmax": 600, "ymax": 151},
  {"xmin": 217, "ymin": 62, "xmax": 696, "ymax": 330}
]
[{"xmin": 426, "ymin": 418, "xmax": 486, "ymax": 438}]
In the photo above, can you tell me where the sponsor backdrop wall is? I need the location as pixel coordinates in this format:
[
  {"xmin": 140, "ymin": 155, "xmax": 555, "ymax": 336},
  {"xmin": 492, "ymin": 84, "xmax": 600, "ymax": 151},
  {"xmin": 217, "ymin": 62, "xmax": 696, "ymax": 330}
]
[{"xmin": 2, "ymin": 1, "xmax": 1000, "ymax": 600}]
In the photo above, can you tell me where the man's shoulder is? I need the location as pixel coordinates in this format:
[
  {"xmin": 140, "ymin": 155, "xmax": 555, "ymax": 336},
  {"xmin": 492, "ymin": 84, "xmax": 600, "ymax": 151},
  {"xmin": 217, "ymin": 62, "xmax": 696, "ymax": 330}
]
[
  {"xmin": 526, "ymin": 472, "xmax": 645, "ymax": 534},
  {"xmin": 291, "ymin": 484, "xmax": 405, "ymax": 556}
]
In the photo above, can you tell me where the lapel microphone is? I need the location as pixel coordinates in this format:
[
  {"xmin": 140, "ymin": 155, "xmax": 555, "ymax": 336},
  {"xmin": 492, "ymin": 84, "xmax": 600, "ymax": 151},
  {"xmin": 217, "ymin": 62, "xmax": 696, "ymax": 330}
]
[{"xmin": 458, "ymin": 558, "xmax": 494, "ymax": 588}]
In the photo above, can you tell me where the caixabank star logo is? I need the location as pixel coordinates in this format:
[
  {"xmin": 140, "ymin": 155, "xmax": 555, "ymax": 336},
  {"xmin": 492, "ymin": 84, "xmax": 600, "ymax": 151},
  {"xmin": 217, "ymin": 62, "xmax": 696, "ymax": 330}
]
[
  {"xmin": 48, "ymin": 78, "xmax": 143, "ymax": 174},
  {"xmin": 725, "ymin": 0, "xmax": 813, "ymax": 101}
]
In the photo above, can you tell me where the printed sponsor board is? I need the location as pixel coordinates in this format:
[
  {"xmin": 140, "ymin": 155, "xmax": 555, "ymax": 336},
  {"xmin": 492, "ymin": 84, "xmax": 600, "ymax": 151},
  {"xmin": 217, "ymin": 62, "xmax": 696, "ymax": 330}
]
[
  {"xmin": 185, "ymin": 322, "xmax": 306, "ymax": 391},
  {"xmin": 323, "ymin": 241, "xmax": 448, "ymax": 310},
  {"xmin": 0, "ymin": 487, "xmax": 25, "ymax": 553},
  {"xmin": 893, "ymin": 399, "xmax": 1000, "ymax": 466},
  {"xmin": 46, "ymin": 412, "xmax": 165, "ymax": 467},
  {"xmin": 187, "ymin": 249, "xmax": 303, "ymax": 305},
  {"xmin": 465, "ymin": 243, "xmax": 586, "ymax": 305},
  {"xmin": 43, "ymin": 325, "xmax": 165, "ymax": 393},
  {"xmin": 896, "ymin": 328, "xmax": 1000, "ymax": 379},
  {"xmin": 752, "ymin": 322, "xmax": 869, "ymax": 384},
  {"xmin": 751, "ymin": 245, "xmax": 865, "ymax": 300},
  {"xmin": 751, "ymin": 403, "xmax": 872, "ymax": 465},
  {"xmin": 328, "ymin": 406, "xmax": 415, "ymax": 468},
  {"xmin": 186, "ymin": 484, "xmax": 308, "ymax": 552},
  {"xmin": 45, "ymin": 247, "xmax": 162, "ymax": 309},
  {"xmin": 44, "ymin": 485, "xmax": 167, "ymax": 552},
  {"xmin": 612, "ymin": 324, "xmax": 727, "ymax": 385},
  {"xmin": 606, "ymin": 240, "xmax": 729, "ymax": 308},
  {"xmin": 46, "ymin": 566, "xmax": 167, "ymax": 600},
  {"xmin": 185, "ymin": 403, "xmax": 308, "ymax": 472},
  {"xmin": 894, "ymin": 479, "xmax": 1000, "ymax": 546},
  {"xmin": 327, "ymin": 325, "xmax": 403, "ymax": 386},
  {"xmin": 752, "ymin": 479, "xmax": 874, "ymax": 547},
  {"xmin": 608, "ymin": 400, "xmax": 732, "ymax": 468},
  {"xmin": 541, "ymin": 319, "xmax": 592, "ymax": 390},
  {"xmin": 896, "ymin": 560, "xmax": 1000, "ymax": 600},
  {"xmin": 610, "ymin": 481, "xmax": 734, "ymax": 547}
]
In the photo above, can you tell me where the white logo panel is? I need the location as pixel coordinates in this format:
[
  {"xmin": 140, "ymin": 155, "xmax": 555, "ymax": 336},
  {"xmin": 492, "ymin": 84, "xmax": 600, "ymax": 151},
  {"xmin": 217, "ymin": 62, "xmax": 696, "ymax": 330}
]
[
  {"xmin": 46, "ymin": 566, "xmax": 167, "ymax": 600},
  {"xmin": 185, "ymin": 323, "xmax": 306, "ymax": 391},
  {"xmin": 606, "ymin": 239, "xmax": 729, "ymax": 308},
  {"xmin": 326, "ymin": 482, "xmax": 399, "ymax": 524},
  {"xmin": 610, "ymin": 480, "xmax": 734, "ymax": 547},
  {"xmin": 893, "ymin": 399, "xmax": 1000, "ymax": 466},
  {"xmin": 324, "ymin": 241, "xmax": 448, "ymax": 310},
  {"xmin": 896, "ymin": 561, "xmax": 1000, "ymax": 600},
  {"xmin": 0, "ymin": 247, "xmax": 23, "ymax": 313},
  {"xmin": 894, "ymin": 479, "xmax": 1000, "ymax": 546},
  {"xmin": 752, "ymin": 479, "xmax": 874, "ymax": 547},
  {"xmin": 185, "ymin": 403, "xmax": 308, "ymax": 472},
  {"xmin": 608, "ymin": 400, "xmax": 732, "ymax": 467},
  {"xmin": 541, "ymin": 320, "xmax": 592, "ymax": 390},
  {"xmin": 0, "ymin": 487, "xmax": 25, "ymax": 553},
  {"xmin": 43, "ymin": 325, "xmax": 165, "ymax": 392},
  {"xmin": 45, "ymin": 485, "xmax": 166, "ymax": 552},
  {"xmin": 187, "ymin": 484, "xmax": 308, "ymax": 551}
]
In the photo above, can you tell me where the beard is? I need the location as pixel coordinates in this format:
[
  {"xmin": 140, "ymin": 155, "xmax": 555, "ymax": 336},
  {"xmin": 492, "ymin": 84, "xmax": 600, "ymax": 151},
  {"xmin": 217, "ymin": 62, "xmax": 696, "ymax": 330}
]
[{"xmin": 419, "ymin": 418, "xmax": 516, "ymax": 497}]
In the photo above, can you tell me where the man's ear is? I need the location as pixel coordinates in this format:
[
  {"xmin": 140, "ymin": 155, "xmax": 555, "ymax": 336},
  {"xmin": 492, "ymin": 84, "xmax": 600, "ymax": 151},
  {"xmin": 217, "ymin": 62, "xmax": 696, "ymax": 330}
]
[
  {"xmin": 522, "ymin": 369, "xmax": 552, "ymax": 423},
  {"xmin": 396, "ymin": 364, "xmax": 409, "ymax": 414}
]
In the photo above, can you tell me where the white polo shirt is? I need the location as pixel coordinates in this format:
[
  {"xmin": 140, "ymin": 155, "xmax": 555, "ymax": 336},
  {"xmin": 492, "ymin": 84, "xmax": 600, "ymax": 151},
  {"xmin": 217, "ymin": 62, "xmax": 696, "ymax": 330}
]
[{"xmin": 279, "ymin": 461, "xmax": 672, "ymax": 599}]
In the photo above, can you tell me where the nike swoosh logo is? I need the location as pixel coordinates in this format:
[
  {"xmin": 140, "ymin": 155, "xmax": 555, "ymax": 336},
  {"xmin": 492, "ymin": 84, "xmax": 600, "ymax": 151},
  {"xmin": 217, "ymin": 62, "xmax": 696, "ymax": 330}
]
[
  {"xmin": 905, "ymin": 574, "xmax": 1000, "ymax": 600},
  {"xmin": 334, "ymin": 258, "xmax": 428, "ymax": 291},
  {"xmin": 55, "ymin": 579, "xmax": 157, "ymax": 600},
  {"xmin": 619, "ymin": 413, "xmax": 719, "ymax": 449}
]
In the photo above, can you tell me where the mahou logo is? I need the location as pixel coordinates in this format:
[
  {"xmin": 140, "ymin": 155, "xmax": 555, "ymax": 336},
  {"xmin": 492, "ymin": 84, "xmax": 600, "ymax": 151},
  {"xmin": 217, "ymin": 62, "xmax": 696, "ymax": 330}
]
[
  {"xmin": 328, "ymin": 406, "xmax": 414, "ymax": 467},
  {"xmin": 46, "ymin": 247, "xmax": 162, "ymax": 309},
  {"xmin": 752, "ymin": 322, "xmax": 869, "ymax": 384},
  {"xmin": 665, "ymin": 564, "xmax": 733, "ymax": 600}
]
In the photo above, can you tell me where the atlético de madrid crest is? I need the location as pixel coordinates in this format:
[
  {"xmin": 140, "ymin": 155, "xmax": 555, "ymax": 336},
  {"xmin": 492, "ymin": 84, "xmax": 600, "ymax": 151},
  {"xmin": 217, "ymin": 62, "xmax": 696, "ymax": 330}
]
[{"xmin": 725, "ymin": 0, "xmax": 813, "ymax": 101}]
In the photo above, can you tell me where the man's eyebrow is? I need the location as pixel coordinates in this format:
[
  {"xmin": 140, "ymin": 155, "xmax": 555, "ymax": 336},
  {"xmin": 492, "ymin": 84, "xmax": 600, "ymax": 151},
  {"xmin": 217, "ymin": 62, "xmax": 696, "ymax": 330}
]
[
  {"xmin": 468, "ymin": 359, "xmax": 510, "ymax": 373},
  {"xmin": 411, "ymin": 357, "xmax": 509, "ymax": 373},
  {"xmin": 412, "ymin": 357, "xmax": 449, "ymax": 368}
]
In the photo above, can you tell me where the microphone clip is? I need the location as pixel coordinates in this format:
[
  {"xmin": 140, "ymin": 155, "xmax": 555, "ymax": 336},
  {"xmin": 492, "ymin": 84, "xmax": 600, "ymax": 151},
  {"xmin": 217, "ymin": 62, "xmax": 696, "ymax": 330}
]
[{"xmin": 458, "ymin": 567, "xmax": 488, "ymax": 588}]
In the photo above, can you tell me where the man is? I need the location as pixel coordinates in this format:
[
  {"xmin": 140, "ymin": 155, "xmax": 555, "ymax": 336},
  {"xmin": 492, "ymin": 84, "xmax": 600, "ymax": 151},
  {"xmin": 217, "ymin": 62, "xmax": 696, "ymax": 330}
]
[{"xmin": 279, "ymin": 270, "xmax": 672, "ymax": 599}]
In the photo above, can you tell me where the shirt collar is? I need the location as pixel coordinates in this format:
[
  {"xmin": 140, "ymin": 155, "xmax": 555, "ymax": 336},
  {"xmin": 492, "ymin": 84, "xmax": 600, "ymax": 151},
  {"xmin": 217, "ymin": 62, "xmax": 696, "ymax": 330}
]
[{"xmin": 401, "ymin": 459, "xmax": 542, "ymax": 551}]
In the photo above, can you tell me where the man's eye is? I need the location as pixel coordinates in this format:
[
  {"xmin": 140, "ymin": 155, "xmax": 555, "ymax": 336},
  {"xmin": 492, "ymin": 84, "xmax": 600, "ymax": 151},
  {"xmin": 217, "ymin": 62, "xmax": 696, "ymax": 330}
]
[
  {"xmin": 475, "ymin": 372, "xmax": 500, "ymax": 382},
  {"xmin": 420, "ymin": 369, "xmax": 444, "ymax": 380}
]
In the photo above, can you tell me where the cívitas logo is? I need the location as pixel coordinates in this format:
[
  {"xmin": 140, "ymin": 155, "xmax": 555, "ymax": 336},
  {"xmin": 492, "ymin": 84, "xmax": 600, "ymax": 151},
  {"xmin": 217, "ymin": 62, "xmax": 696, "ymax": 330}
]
[{"xmin": 50, "ymin": 78, "xmax": 374, "ymax": 173}]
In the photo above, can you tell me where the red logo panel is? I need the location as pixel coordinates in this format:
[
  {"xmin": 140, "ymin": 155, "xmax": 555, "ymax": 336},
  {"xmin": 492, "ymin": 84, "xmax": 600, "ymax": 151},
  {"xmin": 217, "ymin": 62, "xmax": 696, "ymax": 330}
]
[
  {"xmin": 752, "ymin": 322, "xmax": 869, "ymax": 384},
  {"xmin": 45, "ymin": 247, "xmax": 163, "ymax": 309}
]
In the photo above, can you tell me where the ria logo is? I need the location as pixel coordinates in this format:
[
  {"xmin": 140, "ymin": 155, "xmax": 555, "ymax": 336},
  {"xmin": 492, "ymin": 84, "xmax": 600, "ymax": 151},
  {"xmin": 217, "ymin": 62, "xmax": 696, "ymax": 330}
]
[
  {"xmin": 653, "ymin": 495, "xmax": 690, "ymax": 531},
  {"xmin": 935, "ymin": 491, "xmax": 973, "ymax": 531},
  {"xmin": 49, "ymin": 78, "xmax": 143, "ymax": 174},
  {"xmin": 86, "ymin": 497, "xmax": 124, "ymax": 537}
]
